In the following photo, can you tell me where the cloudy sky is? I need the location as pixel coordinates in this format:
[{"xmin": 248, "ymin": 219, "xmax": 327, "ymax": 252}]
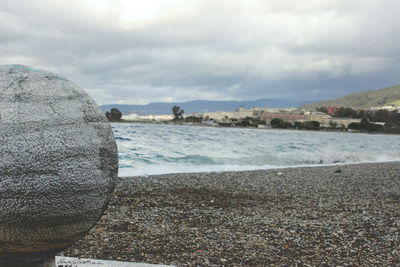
[{"xmin": 1, "ymin": 0, "xmax": 400, "ymax": 105}]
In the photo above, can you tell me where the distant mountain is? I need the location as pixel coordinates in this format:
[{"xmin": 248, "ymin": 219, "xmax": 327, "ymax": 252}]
[
  {"xmin": 300, "ymin": 85, "xmax": 400, "ymax": 111},
  {"xmin": 101, "ymin": 98, "xmax": 309, "ymax": 115}
]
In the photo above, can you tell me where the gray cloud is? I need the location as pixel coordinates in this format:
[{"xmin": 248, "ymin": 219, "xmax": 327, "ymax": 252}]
[{"xmin": 1, "ymin": 0, "xmax": 400, "ymax": 105}]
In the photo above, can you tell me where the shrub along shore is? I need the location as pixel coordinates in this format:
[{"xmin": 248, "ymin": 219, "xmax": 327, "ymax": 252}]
[{"xmin": 61, "ymin": 162, "xmax": 400, "ymax": 265}]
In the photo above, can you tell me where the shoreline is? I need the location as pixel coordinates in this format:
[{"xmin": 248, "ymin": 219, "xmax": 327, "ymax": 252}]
[
  {"xmin": 112, "ymin": 120, "xmax": 400, "ymax": 135},
  {"xmin": 118, "ymin": 160, "xmax": 400, "ymax": 177},
  {"xmin": 60, "ymin": 162, "xmax": 400, "ymax": 265}
]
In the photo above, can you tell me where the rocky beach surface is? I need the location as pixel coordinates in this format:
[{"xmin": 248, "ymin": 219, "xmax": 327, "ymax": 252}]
[{"xmin": 60, "ymin": 162, "xmax": 400, "ymax": 266}]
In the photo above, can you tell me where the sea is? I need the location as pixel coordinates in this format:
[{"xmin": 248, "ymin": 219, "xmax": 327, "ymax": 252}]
[{"xmin": 113, "ymin": 123, "xmax": 400, "ymax": 177}]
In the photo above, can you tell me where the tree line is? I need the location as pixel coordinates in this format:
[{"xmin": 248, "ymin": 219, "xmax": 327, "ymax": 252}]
[{"xmin": 270, "ymin": 119, "xmax": 321, "ymax": 130}]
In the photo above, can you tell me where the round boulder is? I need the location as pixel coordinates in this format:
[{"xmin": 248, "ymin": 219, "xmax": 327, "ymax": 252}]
[{"xmin": 0, "ymin": 65, "xmax": 118, "ymax": 264}]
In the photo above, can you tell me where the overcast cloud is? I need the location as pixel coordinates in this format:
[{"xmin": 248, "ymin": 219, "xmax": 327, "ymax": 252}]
[{"xmin": 1, "ymin": 0, "xmax": 400, "ymax": 105}]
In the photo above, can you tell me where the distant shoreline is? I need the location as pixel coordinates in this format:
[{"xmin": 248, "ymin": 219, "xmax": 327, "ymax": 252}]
[{"xmin": 110, "ymin": 120, "xmax": 399, "ymax": 135}]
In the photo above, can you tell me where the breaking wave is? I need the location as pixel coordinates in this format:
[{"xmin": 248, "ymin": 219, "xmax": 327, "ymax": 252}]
[{"xmin": 112, "ymin": 123, "xmax": 400, "ymax": 177}]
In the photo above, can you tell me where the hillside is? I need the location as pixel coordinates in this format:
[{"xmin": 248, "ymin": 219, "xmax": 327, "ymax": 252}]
[
  {"xmin": 300, "ymin": 85, "xmax": 400, "ymax": 111},
  {"xmin": 101, "ymin": 98, "xmax": 309, "ymax": 115},
  {"xmin": 389, "ymin": 99, "xmax": 400, "ymax": 106}
]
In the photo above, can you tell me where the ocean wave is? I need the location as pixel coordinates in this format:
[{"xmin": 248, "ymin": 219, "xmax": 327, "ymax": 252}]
[
  {"xmin": 115, "ymin": 136, "xmax": 132, "ymax": 141},
  {"xmin": 113, "ymin": 123, "xmax": 400, "ymax": 177}
]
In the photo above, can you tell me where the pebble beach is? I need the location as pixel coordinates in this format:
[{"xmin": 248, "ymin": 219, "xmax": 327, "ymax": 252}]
[{"xmin": 60, "ymin": 162, "xmax": 400, "ymax": 266}]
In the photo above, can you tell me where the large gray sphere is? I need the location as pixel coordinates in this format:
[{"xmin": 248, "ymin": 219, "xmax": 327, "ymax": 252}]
[{"xmin": 0, "ymin": 65, "xmax": 118, "ymax": 263}]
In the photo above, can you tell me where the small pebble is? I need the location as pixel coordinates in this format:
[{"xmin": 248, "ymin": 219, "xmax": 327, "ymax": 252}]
[
  {"xmin": 61, "ymin": 162, "xmax": 400, "ymax": 266},
  {"xmin": 334, "ymin": 168, "xmax": 342, "ymax": 173}
]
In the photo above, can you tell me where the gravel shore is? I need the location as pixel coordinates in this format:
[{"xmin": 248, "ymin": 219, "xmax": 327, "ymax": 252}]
[{"xmin": 60, "ymin": 162, "xmax": 400, "ymax": 266}]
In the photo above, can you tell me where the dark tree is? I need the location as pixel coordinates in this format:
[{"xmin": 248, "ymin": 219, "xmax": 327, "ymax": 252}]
[
  {"xmin": 237, "ymin": 116, "xmax": 261, "ymax": 127},
  {"xmin": 270, "ymin": 119, "xmax": 293, "ymax": 129},
  {"xmin": 172, "ymin": 106, "xmax": 184, "ymax": 121},
  {"xmin": 357, "ymin": 110, "xmax": 370, "ymax": 119},
  {"xmin": 389, "ymin": 110, "xmax": 400, "ymax": 128},
  {"xmin": 294, "ymin": 121, "xmax": 303, "ymax": 129},
  {"xmin": 270, "ymin": 118, "xmax": 283, "ymax": 128},
  {"xmin": 303, "ymin": 121, "xmax": 320, "ymax": 130},
  {"xmin": 106, "ymin": 108, "xmax": 122, "ymax": 122},
  {"xmin": 283, "ymin": 121, "xmax": 293, "ymax": 128},
  {"xmin": 348, "ymin": 122, "xmax": 361, "ymax": 130},
  {"xmin": 250, "ymin": 118, "xmax": 266, "ymax": 125},
  {"xmin": 329, "ymin": 121, "xmax": 338, "ymax": 129},
  {"xmin": 360, "ymin": 118, "xmax": 371, "ymax": 130},
  {"xmin": 334, "ymin": 107, "xmax": 358, "ymax": 118},
  {"xmin": 184, "ymin": 116, "xmax": 202, "ymax": 123},
  {"xmin": 238, "ymin": 119, "xmax": 251, "ymax": 127},
  {"xmin": 373, "ymin": 109, "xmax": 390, "ymax": 122},
  {"xmin": 359, "ymin": 118, "xmax": 384, "ymax": 131}
]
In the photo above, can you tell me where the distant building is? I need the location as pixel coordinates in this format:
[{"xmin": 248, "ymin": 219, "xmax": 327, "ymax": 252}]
[
  {"xmin": 326, "ymin": 106, "xmax": 339, "ymax": 115},
  {"xmin": 262, "ymin": 112, "xmax": 310, "ymax": 124},
  {"xmin": 122, "ymin": 113, "xmax": 139, "ymax": 120},
  {"xmin": 304, "ymin": 112, "xmax": 331, "ymax": 126},
  {"xmin": 371, "ymin": 121, "xmax": 386, "ymax": 127},
  {"xmin": 369, "ymin": 105, "xmax": 399, "ymax": 111},
  {"xmin": 122, "ymin": 114, "xmax": 173, "ymax": 121},
  {"xmin": 232, "ymin": 107, "xmax": 254, "ymax": 119},
  {"xmin": 217, "ymin": 117, "xmax": 234, "ymax": 127},
  {"xmin": 201, "ymin": 111, "xmax": 233, "ymax": 120},
  {"xmin": 252, "ymin": 108, "xmax": 266, "ymax": 119}
]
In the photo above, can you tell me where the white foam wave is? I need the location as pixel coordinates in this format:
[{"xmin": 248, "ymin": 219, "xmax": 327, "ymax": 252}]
[
  {"xmin": 118, "ymin": 164, "xmax": 276, "ymax": 177},
  {"xmin": 118, "ymin": 158, "xmax": 400, "ymax": 177}
]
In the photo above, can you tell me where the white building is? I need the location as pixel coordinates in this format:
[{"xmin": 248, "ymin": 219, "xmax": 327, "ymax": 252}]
[
  {"xmin": 232, "ymin": 107, "xmax": 254, "ymax": 119},
  {"xmin": 201, "ymin": 111, "xmax": 233, "ymax": 120},
  {"xmin": 122, "ymin": 114, "xmax": 173, "ymax": 121}
]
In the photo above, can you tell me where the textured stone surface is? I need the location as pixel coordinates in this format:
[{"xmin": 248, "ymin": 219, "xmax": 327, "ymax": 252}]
[{"xmin": 0, "ymin": 65, "xmax": 118, "ymax": 263}]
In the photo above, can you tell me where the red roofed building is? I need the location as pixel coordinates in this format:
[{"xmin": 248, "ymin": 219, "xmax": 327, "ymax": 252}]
[{"xmin": 326, "ymin": 106, "xmax": 339, "ymax": 115}]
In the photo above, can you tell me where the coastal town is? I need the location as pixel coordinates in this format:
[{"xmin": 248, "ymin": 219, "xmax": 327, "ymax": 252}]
[{"xmin": 107, "ymin": 100, "xmax": 400, "ymax": 133}]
